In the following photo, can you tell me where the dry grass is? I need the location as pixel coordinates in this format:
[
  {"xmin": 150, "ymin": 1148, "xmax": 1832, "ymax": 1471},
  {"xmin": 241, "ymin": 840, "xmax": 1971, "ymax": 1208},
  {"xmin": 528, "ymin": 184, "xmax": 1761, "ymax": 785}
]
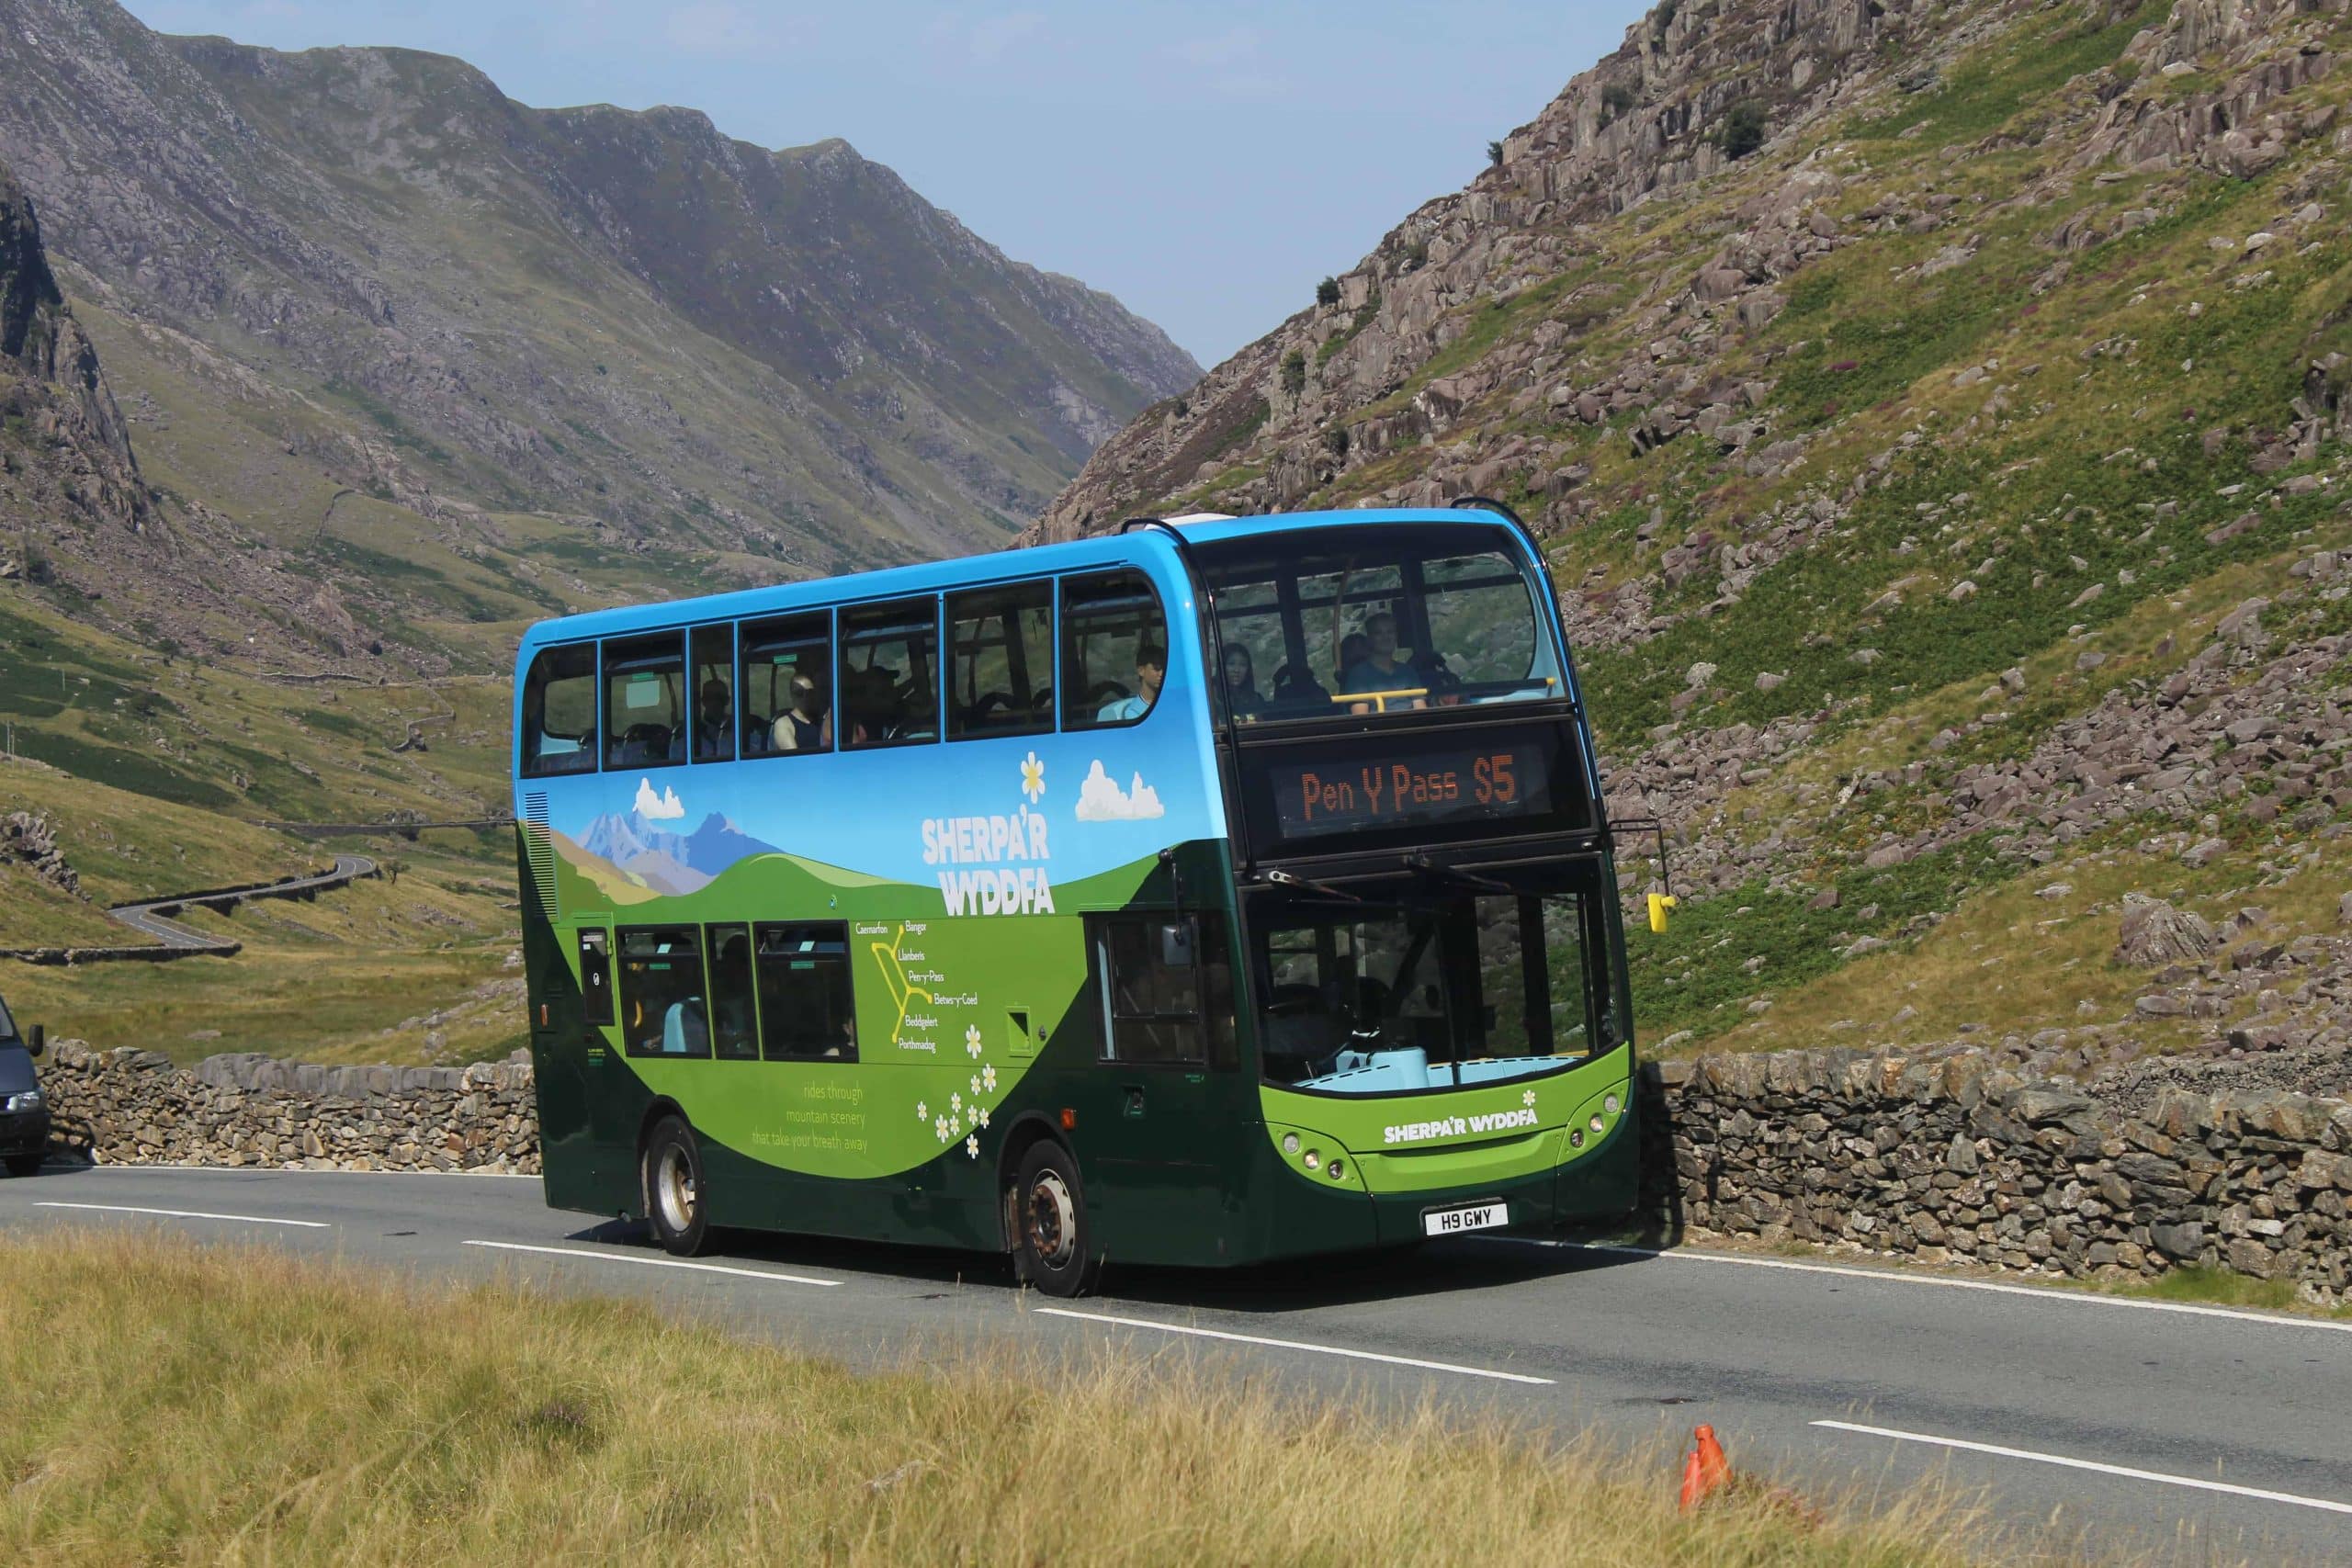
[{"xmin": 0, "ymin": 1230, "xmax": 2086, "ymax": 1567}]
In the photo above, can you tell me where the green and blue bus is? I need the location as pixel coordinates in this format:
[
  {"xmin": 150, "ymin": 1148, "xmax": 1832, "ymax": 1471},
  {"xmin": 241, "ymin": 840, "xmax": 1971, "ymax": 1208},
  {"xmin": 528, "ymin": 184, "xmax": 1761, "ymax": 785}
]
[{"xmin": 513, "ymin": 502, "xmax": 1636, "ymax": 1294}]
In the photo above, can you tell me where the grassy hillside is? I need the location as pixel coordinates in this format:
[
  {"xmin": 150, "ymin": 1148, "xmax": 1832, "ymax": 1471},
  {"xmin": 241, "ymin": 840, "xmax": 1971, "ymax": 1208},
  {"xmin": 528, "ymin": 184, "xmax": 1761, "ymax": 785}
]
[
  {"xmin": 1041, "ymin": 0, "xmax": 2352, "ymax": 1082},
  {"xmin": 0, "ymin": 1230, "xmax": 2071, "ymax": 1565}
]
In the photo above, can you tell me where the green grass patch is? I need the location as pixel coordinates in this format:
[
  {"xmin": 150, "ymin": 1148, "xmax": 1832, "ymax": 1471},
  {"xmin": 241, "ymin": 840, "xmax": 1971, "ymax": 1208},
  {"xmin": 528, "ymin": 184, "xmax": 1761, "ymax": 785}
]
[{"xmin": 0, "ymin": 1230, "xmax": 2066, "ymax": 1565}]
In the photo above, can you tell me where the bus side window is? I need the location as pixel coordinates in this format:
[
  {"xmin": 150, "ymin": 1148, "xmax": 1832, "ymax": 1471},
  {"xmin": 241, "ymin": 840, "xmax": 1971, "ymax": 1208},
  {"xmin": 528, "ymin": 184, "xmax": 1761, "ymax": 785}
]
[
  {"xmin": 617, "ymin": 926, "xmax": 708, "ymax": 1059},
  {"xmin": 840, "ymin": 597, "xmax": 940, "ymax": 750},
  {"xmin": 1091, "ymin": 915, "xmax": 1211, "ymax": 1065},
  {"xmin": 691, "ymin": 624, "xmax": 735, "ymax": 763},
  {"xmin": 741, "ymin": 613, "xmax": 831, "ymax": 759},
  {"xmin": 1061, "ymin": 570, "xmax": 1167, "ymax": 731},
  {"xmin": 753, "ymin": 923, "xmax": 857, "ymax": 1060},
  {"xmin": 947, "ymin": 580, "xmax": 1054, "ymax": 739},
  {"xmin": 605, "ymin": 632, "xmax": 686, "ymax": 772},
  {"xmin": 705, "ymin": 922, "xmax": 759, "ymax": 1059},
  {"xmin": 520, "ymin": 644, "xmax": 598, "ymax": 776}
]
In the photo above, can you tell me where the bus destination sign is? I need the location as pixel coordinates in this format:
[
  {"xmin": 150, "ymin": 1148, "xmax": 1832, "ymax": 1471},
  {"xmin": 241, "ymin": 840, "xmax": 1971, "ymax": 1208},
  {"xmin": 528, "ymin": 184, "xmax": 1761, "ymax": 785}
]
[{"xmin": 1267, "ymin": 738, "xmax": 1555, "ymax": 840}]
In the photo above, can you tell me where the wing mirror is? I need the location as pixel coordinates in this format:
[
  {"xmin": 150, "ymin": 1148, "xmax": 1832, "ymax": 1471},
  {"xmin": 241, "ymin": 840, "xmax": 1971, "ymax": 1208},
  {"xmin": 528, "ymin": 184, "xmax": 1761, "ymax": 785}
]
[{"xmin": 26, "ymin": 1024, "xmax": 43, "ymax": 1057}]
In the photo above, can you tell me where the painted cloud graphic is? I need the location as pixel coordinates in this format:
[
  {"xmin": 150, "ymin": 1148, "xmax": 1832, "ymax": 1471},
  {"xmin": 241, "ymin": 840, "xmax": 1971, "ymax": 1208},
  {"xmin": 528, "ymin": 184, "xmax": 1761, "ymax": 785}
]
[
  {"xmin": 633, "ymin": 776, "xmax": 687, "ymax": 821},
  {"xmin": 1074, "ymin": 760, "xmax": 1165, "ymax": 821}
]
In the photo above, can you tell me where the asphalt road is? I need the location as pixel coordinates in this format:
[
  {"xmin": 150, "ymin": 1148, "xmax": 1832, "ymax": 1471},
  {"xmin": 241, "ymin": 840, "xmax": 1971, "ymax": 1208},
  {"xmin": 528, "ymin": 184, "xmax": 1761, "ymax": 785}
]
[
  {"xmin": 3, "ymin": 1164, "xmax": 2346, "ymax": 1564},
  {"xmin": 107, "ymin": 854, "xmax": 378, "ymax": 949}
]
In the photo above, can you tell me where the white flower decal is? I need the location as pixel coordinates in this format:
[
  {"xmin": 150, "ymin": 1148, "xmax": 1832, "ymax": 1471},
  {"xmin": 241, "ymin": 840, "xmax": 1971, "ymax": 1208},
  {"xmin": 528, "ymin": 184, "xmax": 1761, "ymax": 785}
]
[
  {"xmin": 976, "ymin": 1106, "xmax": 990, "ymax": 1130},
  {"xmin": 916, "ymin": 1100, "xmax": 928, "ymax": 1122},
  {"xmin": 1020, "ymin": 750, "xmax": 1046, "ymax": 802},
  {"xmin": 933, "ymin": 1114, "xmax": 951, "ymax": 1142},
  {"xmin": 951, "ymin": 1092, "xmax": 963, "ymax": 1115},
  {"xmin": 969, "ymin": 1074, "xmax": 981, "ymax": 1098},
  {"xmin": 965, "ymin": 1023, "xmax": 983, "ymax": 1059},
  {"xmin": 1522, "ymin": 1089, "xmax": 1537, "ymax": 1108},
  {"xmin": 981, "ymin": 1064, "xmax": 998, "ymax": 1092},
  {"xmin": 965, "ymin": 1134, "xmax": 980, "ymax": 1159}
]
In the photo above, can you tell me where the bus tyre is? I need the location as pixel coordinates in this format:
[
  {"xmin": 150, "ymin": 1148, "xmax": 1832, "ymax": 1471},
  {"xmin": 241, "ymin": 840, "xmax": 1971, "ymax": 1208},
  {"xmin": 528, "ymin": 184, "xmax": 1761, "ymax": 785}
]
[
  {"xmin": 642, "ymin": 1117, "xmax": 710, "ymax": 1258},
  {"xmin": 1014, "ymin": 1142, "xmax": 1101, "ymax": 1298}
]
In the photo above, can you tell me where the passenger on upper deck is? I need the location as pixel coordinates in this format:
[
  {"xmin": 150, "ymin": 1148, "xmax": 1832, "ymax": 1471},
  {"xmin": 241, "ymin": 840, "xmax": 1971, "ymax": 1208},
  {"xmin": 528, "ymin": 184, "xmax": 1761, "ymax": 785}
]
[
  {"xmin": 772, "ymin": 672, "xmax": 830, "ymax": 752},
  {"xmin": 1220, "ymin": 645, "xmax": 1262, "ymax": 721},
  {"xmin": 1340, "ymin": 612, "xmax": 1424, "ymax": 697},
  {"xmin": 694, "ymin": 679, "xmax": 732, "ymax": 760},
  {"xmin": 1098, "ymin": 642, "xmax": 1165, "ymax": 722}
]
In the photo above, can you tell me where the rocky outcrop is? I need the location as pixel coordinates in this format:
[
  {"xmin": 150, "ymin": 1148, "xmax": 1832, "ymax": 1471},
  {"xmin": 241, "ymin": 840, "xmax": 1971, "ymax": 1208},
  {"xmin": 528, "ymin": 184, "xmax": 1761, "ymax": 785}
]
[
  {"xmin": 0, "ymin": 810, "xmax": 79, "ymax": 899},
  {"xmin": 1646, "ymin": 1044, "xmax": 2352, "ymax": 1303},
  {"xmin": 38, "ymin": 1040, "xmax": 538, "ymax": 1173},
  {"xmin": 0, "ymin": 155, "xmax": 147, "ymax": 540}
]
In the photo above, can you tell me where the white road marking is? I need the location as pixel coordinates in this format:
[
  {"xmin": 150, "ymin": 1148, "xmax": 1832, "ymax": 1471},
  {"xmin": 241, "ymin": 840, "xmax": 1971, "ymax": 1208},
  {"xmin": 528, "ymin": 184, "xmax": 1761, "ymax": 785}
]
[
  {"xmin": 1813, "ymin": 1420, "xmax": 2352, "ymax": 1517},
  {"xmin": 1549, "ymin": 1241, "xmax": 2352, "ymax": 1334},
  {"xmin": 462, "ymin": 1239, "xmax": 839, "ymax": 1288},
  {"xmin": 34, "ymin": 1201, "xmax": 329, "ymax": 1229},
  {"xmin": 1034, "ymin": 1306, "xmax": 1555, "ymax": 1385}
]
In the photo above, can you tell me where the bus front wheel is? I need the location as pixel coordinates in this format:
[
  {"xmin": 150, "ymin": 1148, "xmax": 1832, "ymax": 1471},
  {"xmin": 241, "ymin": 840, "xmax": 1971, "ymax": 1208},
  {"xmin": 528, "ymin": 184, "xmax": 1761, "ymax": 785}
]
[
  {"xmin": 642, "ymin": 1116, "xmax": 709, "ymax": 1257},
  {"xmin": 1014, "ymin": 1142, "xmax": 1101, "ymax": 1298}
]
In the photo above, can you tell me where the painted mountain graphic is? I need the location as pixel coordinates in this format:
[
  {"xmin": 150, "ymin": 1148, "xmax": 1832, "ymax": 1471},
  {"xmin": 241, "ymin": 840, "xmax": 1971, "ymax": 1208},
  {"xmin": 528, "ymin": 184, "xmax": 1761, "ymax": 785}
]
[{"xmin": 571, "ymin": 809, "xmax": 781, "ymax": 896}]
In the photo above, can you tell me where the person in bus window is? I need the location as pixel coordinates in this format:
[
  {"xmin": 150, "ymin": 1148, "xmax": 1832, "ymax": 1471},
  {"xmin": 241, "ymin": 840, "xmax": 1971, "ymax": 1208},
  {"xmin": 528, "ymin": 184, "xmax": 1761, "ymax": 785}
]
[
  {"xmin": 1335, "ymin": 632, "xmax": 1370, "ymax": 689},
  {"xmin": 1098, "ymin": 641, "xmax": 1165, "ymax": 722},
  {"xmin": 695, "ymin": 679, "xmax": 732, "ymax": 760},
  {"xmin": 773, "ymin": 672, "xmax": 830, "ymax": 751},
  {"xmin": 1270, "ymin": 660, "xmax": 1330, "ymax": 713},
  {"xmin": 1221, "ymin": 644, "xmax": 1263, "ymax": 720},
  {"xmin": 1341, "ymin": 614, "xmax": 1422, "ymax": 693}
]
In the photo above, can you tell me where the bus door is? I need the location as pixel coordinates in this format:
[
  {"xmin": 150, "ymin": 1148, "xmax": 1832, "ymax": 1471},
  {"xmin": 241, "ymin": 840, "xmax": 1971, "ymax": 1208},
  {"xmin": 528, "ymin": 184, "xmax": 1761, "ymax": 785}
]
[
  {"xmin": 1080, "ymin": 911, "xmax": 1243, "ymax": 1261},
  {"xmin": 527, "ymin": 919, "xmax": 613, "ymax": 1207}
]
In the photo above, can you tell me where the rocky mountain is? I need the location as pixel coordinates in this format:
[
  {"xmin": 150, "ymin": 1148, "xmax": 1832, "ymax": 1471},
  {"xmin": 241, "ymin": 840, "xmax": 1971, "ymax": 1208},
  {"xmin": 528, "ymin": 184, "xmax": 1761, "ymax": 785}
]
[
  {"xmin": 1040, "ymin": 0, "xmax": 2352, "ymax": 1088},
  {"xmin": 577, "ymin": 808, "xmax": 776, "ymax": 894},
  {"xmin": 0, "ymin": 156, "xmax": 144, "ymax": 571},
  {"xmin": 0, "ymin": 0, "xmax": 1195, "ymax": 677}
]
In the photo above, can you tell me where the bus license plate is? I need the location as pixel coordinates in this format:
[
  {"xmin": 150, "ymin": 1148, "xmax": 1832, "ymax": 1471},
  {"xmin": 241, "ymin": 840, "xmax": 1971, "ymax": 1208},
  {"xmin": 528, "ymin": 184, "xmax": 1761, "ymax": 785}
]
[{"xmin": 1423, "ymin": 1202, "xmax": 1507, "ymax": 1236}]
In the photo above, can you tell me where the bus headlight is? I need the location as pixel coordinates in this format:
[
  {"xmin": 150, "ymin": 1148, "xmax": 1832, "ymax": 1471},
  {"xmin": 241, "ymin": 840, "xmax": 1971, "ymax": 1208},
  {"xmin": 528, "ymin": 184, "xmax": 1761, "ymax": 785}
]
[
  {"xmin": 1326, "ymin": 1158, "xmax": 1345, "ymax": 1180},
  {"xmin": 1604, "ymin": 1094, "xmax": 1621, "ymax": 1116},
  {"xmin": 1589, "ymin": 1114, "xmax": 1605, "ymax": 1133},
  {"xmin": 1302, "ymin": 1149, "xmax": 1320, "ymax": 1171},
  {"xmin": 1569, "ymin": 1128, "xmax": 1585, "ymax": 1148},
  {"xmin": 1282, "ymin": 1133, "xmax": 1300, "ymax": 1156}
]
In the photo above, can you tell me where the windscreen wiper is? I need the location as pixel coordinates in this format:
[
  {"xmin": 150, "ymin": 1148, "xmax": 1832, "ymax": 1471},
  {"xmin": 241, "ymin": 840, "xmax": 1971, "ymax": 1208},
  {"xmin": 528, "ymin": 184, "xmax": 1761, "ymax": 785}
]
[
  {"xmin": 1263, "ymin": 867, "xmax": 1363, "ymax": 902},
  {"xmin": 1405, "ymin": 854, "xmax": 1513, "ymax": 895}
]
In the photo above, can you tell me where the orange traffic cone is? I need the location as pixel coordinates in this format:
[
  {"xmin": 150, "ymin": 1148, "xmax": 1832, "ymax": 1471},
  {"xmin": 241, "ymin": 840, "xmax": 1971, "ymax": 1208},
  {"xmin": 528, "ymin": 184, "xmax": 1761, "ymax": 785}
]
[
  {"xmin": 1695, "ymin": 1425, "xmax": 1730, "ymax": 1492},
  {"xmin": 1678, "ymin": 1425, "xmax": 1730, "ymax": 1509}
]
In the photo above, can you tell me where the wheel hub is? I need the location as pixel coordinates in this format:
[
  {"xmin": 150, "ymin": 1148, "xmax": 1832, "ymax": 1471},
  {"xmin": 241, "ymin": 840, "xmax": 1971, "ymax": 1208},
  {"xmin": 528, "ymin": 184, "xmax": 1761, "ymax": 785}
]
[
  {"xmin": 1026, "ymin": 1171, "xmax": 1077, "ymax": 1268},
  {"xmin": 655, "ymin": 1144, "xmax": 698, "ymax": 1234}
]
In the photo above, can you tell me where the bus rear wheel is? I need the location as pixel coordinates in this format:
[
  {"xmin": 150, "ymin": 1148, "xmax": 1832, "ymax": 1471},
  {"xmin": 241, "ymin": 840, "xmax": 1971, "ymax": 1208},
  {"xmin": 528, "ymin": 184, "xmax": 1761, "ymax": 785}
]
[
  {"xmin": 1014, "ymin": 1142, "xmax": 1101, "ymax": 1298},
  {"xmin": 642, "ymin": 1116, "xmax": 709, "ymax": 1257}
]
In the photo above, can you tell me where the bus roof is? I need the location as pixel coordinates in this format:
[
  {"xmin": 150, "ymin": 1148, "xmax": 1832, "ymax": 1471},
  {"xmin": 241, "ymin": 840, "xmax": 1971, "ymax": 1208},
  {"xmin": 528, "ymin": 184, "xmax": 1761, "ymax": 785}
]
[{"xmin": 516, "ymin": 506, "xmax": 1533, "ymax": 653}]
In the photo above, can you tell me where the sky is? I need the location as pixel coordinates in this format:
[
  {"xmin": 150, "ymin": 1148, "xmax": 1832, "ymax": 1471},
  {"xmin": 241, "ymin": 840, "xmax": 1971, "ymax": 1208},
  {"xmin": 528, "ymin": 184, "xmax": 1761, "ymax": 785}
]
[{"xmin": 127, "ymin": 2, "xmax": 1653, "ymax": 366}]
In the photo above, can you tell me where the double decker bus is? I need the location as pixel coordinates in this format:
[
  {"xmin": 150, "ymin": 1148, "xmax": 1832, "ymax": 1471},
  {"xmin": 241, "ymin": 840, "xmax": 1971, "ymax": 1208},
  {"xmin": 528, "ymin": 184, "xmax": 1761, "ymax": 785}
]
[{"xmin": 512, "ymin": 502, "xmax": 1635, "ymax": 1295}]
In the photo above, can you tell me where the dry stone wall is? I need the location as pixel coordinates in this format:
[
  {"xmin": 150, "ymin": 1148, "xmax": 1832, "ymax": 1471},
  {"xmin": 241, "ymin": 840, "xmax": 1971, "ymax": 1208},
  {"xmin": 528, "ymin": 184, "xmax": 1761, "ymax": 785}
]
[
  {"xmin": 1643, "ymin": 1047, "xmax": 2352, "ymax": 1304},
  {"xmin": 39, "ymin": 1040, "xmax": 538, "ymax": 1174},
  {"xmin": 33, "ymin": 1037, "xmax": 2352, "ymax": 1303}
]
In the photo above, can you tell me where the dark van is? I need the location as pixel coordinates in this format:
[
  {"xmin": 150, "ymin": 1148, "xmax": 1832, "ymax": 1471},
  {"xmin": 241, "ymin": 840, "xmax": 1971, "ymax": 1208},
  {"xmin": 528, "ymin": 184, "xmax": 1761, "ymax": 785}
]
[{"xmin": 0, "ymin": 992, "xmax": 48, "ymax": 1177}]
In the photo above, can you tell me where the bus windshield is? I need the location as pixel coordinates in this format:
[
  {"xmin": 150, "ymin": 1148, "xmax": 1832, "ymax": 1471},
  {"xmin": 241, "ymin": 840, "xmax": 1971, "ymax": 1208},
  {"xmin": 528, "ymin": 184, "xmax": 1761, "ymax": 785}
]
[
  {"xmin": 1194, "ymin": 524, "xmax": 1563, "ymax": 724},
  {"xmin": 1252, "ymin": 863, "xmax": 1621, "ymax": 1096},
  {"xmin": 0, "ymin": 995, "xmax": 14, "ymax": 1043}
]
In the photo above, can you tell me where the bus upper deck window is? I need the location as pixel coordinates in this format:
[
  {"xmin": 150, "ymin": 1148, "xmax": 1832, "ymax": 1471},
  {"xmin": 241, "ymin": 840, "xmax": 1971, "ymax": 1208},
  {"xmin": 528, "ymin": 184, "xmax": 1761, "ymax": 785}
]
[
  {"xmin": 690, "ymin": 624, "xmax": 735, "ymax": 764},
  {"xmin": 741, "ymin": 613, "xmax": 831, "ymax": 758},
  {"xmin": 840, "ymin": 597, "xmax": 940, "ymax": 750},
  {"xmin": 521, "ymin": 644, "xmax": 598, "ymax": 776},
  {"xmin": 948, "ymin": 580, "xmax": 1054, "ymax": 739},
  {"xmin": 605, "ymin": 632, "xmax": 686, "ymax": 771},
  {"xmin": 1061, "ymin": 570, "xmax": 1167, "ymax": 731}
]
